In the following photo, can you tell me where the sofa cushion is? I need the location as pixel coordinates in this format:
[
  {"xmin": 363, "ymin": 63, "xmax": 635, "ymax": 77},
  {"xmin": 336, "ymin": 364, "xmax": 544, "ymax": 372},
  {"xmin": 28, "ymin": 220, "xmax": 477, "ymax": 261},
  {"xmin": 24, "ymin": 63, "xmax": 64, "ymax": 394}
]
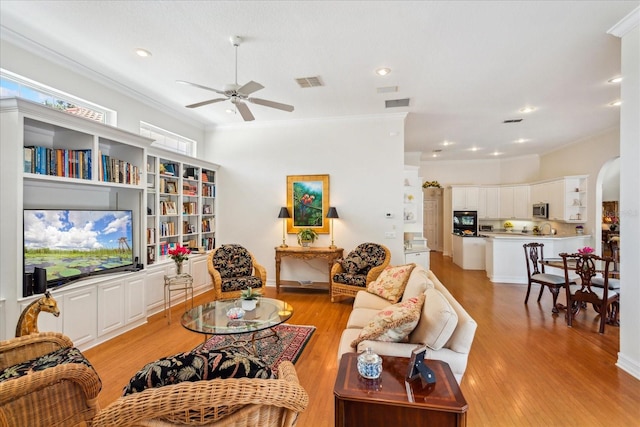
[
  {"xmin": 122, "ymin": 349, "xmax": 275, "ymax": 395},
  {"xmin": 0, "ymin": 346, "xmax": 99, "ymax": 383},
  {"xmin": 367, "ymin": 263, "xmax": 416, "ymax": 303},
  {"xmin": 401, "ymin": 265, "xmax": 434, "ymax": 302},
  {"xmin": 410, "ymin": 288, "xmax": 459, "ymax": 350},
  {"xmin": 341, "ymin": 252, "xmax": 368, "ymax": 274},
  {"xmin": 351, "ymin": 294, "xmax": 425, "ymax": 348}
]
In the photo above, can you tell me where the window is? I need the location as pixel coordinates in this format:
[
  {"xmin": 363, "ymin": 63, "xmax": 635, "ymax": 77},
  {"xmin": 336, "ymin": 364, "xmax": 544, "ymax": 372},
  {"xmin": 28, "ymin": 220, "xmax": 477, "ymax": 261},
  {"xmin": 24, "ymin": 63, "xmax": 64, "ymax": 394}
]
[
  {"xmin": 0, "ymin": 69, "xmax": 115, "ymax": 125},
  {"xmin": 140, "ymin": 122, "xmax": 197, "ymax": 157}
]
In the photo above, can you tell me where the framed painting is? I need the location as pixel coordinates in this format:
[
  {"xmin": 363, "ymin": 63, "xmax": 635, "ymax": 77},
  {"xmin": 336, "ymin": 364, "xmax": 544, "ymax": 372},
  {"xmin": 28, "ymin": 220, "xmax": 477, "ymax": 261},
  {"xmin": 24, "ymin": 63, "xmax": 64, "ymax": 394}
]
[{"xmin": 287, "ymin": 174, "xmax": 330, "ymax": 234}]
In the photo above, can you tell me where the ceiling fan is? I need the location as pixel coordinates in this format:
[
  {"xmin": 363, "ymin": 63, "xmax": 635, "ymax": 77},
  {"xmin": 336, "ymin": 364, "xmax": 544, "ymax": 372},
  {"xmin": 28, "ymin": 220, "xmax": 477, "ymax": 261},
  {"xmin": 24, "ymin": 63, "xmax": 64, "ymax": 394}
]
[{"xmin": 176, "ymin": 36, "xmax": 294, "ymax": 122}]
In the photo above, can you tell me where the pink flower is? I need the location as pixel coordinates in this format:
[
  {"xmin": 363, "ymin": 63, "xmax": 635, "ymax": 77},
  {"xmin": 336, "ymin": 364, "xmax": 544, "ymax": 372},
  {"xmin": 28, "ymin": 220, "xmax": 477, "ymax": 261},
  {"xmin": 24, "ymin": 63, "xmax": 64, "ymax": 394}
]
[
  {"xmin": 168, "ymin": 244, "xmax": 191, "ymax": 263},
  {"xmin": 577, "ymin": 246, "xmax": 594, "ymax": 254}
]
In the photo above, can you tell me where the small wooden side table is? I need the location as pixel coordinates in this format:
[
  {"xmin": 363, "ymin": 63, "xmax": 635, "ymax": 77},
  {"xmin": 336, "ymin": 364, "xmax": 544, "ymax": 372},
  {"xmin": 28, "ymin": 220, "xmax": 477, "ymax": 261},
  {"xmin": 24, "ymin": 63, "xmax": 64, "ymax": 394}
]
[
  {"xmin": 334, "ymin": 353, "xmax": 468, "ymax": 427},
  {"xmin": 164, "ymin": 273, "xmax": 194, "ymax": 324},
  {"xmin": 274, "ymin": 246, "xmax": 343, "ymax": 293}
]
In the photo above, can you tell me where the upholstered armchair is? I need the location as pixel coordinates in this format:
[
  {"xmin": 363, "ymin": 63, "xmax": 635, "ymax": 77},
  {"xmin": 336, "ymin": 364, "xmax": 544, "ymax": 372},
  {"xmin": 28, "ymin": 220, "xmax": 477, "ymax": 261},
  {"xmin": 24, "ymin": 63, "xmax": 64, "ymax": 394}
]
[
  {"xmin": 208, "ymin": 244, "xmax": 267, "ymax": 300},
  {"xmin": 91, "ymin": 361, "xmax": 309, "ymax": 427},
  {"xmin": 0, "ymin": 332, "xmax": 102, "ymax": 427},
  {"xmin": 331, "ymin": 242, "xmax": 391, "ymax": 302}
]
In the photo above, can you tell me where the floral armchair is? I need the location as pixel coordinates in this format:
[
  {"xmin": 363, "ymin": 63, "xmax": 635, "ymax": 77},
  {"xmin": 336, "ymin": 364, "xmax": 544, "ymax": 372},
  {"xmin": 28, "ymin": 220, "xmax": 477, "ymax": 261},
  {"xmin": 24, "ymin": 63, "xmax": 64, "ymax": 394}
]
[
  {"xmin": 208, "ymin": 244, "xmax": 267, "ymax": 300},
  {"xmin": 330, "ymin": 243, "xmax": 391, "ymax": 302}
]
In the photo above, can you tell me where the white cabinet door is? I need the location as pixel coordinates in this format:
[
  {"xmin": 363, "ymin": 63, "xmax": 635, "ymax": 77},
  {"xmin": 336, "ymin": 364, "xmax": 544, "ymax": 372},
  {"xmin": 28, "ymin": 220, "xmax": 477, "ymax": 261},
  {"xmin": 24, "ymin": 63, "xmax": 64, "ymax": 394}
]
[
  {"xmin": 478, "ymin": 187, "xmax": 500, "ymax": 219},
  {"xmin": 126, "ymin": 276, "xmax": 146, "ymax": 324},
  {"xmin": 98, "ymin": 280, "xmax": 125, "ymax": 337},
  {"xmin": 191, "ymin": 255, "xmax": 210, "ymax": 288},
  {"xmin": 499, "ymin": 187, "xmax": 515, "ymax": 219},
  {"xmin": 530, "ymin": 182, "xmax": 548, "ymax": 204},
  {"xmin": 405, "ymin": 251, "xmax": 430, "ymax": 270},
  {"xmin": 548, "ymin": 180, "xmax": 564, "ymax": 221},
  {"xmin": 513, "ymin": 186, "xmax": 530, "ymax": 219},
  {"xmin": 145, "ymin": 266, "xmax": 167, "ymax": 312},
  {"xmin": 452, "ymin": 187, "xmax": 479, "ymax": 210},
  {"xmin": 63, "ymin": 287, "xmax": 97, "ymax": 346}
]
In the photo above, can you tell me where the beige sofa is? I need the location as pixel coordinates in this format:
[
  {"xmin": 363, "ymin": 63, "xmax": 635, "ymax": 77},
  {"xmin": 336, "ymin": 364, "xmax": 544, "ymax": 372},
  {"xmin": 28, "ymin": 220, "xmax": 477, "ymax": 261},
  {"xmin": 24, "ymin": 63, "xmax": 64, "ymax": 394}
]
[{"xmin": 337, "ymin": 265, "xmax": 477, "ymax": 383}]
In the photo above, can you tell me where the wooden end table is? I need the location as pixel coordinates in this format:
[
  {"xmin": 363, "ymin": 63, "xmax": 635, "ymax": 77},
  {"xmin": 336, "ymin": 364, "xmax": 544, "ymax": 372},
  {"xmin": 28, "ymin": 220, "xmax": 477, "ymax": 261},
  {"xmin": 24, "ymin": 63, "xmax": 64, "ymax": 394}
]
[
  {"xmin": 274, "ymin": 246, "xmax": 343, "ymax": 293},
  {"xmin": 334, "ymin": 353, "xmax": 468, "ymax": 427}
]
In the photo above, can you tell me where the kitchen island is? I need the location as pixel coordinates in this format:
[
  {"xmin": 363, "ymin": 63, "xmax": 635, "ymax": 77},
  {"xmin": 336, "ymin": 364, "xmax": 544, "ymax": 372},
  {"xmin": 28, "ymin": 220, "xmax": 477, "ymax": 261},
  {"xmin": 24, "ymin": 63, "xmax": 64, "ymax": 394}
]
[
  {"xmin": 452, "ymin": 234, "xmax": 486, "ymax": 270},
  {"xmin": 483, "ymin": 233, "xmax": 591, "ymax": 284}
]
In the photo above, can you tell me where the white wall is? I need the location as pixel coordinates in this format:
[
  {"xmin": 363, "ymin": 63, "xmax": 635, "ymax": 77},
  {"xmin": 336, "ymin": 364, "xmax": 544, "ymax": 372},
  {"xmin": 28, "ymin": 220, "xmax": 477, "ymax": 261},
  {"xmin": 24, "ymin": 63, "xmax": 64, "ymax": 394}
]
[
  {"xmin": 420, "ymin": 155, "xmax": 539, "ymax": 187},
  {"xmin": 611, "ymin": 14, "xmax": 640, "ymax": 380},
  {"xmin": 602, "ymin": 157, "xmax": 621, "ymax": 201},
  {"xmin": 203, "ymin": 115, "xmax": 407, "ymax": 285}
]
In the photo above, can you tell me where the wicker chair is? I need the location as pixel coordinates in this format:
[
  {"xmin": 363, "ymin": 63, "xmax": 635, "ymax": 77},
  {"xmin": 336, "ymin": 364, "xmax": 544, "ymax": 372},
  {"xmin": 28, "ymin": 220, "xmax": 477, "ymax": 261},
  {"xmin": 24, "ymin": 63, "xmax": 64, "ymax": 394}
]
[
  {"xmin": 208, "ymin": 244, "xmax": 267, "ymax": 300},
  {"xmin": 331, "ymin": 243, "xmax": 391, "ymax": 302},
  {"xmin": 92, "ymin": 361, "xmax": 309, "ymax": 427},
  {"xmin": 0, "ymin": 332, "xmax": 101, "ymax": 427}
]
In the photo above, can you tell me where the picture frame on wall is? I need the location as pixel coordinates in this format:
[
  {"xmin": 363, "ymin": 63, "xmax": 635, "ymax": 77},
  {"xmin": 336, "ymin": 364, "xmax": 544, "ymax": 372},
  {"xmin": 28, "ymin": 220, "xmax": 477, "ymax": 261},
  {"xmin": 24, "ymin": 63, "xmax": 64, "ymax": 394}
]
[{"xmin": 286, "ymin": 174, "xmax": 330, "ymax": 234}]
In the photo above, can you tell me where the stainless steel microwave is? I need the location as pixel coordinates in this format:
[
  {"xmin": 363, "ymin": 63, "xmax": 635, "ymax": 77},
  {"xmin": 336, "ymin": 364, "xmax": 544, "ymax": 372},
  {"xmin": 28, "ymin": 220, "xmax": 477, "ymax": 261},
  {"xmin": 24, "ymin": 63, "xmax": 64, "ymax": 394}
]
[{"xmin": 532, "ymin": 203, "xmax": 549, "ymax": 219}]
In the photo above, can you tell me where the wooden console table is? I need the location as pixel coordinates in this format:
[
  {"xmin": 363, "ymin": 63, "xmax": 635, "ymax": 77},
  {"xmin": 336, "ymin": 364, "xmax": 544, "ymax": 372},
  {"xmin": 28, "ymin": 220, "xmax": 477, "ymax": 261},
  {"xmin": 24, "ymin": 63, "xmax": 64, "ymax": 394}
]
[
  {"xmin": 334, "ymin": 353, "xmax": 468, "ymax": 427},
  {"xmin": 274, "ymin": 246, "xmax": 343, "ymax": 293}
]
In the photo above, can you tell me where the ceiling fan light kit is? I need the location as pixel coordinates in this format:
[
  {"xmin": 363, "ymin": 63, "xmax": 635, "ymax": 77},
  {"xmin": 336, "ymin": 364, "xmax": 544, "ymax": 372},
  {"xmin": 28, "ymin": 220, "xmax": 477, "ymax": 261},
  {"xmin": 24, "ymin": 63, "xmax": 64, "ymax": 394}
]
[{"xmin": 178, "ymin": 35, "xmax": 294, "ymax": 121}]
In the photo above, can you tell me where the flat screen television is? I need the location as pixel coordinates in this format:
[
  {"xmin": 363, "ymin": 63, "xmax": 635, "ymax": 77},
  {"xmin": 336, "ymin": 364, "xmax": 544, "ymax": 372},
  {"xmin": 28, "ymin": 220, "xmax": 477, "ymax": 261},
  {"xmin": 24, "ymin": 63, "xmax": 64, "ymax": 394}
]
[{"xmin": 23, "ymin": 209, "xmax": 134, "ymax": 287}]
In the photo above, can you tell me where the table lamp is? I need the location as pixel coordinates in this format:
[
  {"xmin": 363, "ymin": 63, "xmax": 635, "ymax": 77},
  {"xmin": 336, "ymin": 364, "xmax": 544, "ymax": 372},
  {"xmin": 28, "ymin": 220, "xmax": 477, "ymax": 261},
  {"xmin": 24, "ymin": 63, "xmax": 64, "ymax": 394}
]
[
  {"xmin": 326, "ymin": 207, "xmax": 339, "ymax": 249},
  {"xmin": 278, "ymin": 207, "xmax": 291, "ymax": 247}
]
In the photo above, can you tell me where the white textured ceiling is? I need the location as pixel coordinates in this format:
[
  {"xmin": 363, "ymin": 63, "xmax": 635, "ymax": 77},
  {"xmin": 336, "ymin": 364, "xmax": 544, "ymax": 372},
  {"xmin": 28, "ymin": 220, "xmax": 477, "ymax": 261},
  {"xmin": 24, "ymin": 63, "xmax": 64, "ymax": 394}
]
[{"xmin": 1, "ymin": 1, "xmax": 637, "ymax": 160}]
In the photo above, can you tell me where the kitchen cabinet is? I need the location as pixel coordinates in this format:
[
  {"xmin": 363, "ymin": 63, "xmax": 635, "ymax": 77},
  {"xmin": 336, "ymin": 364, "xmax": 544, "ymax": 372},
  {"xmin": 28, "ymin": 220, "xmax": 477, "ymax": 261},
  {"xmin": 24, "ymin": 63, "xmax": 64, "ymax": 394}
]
[
  {"xmin": 478, "ymin": 187, "xmax": 500, "ymax": 219},
  {"xmin": 452, "ymin": 186, "xmax": 479, "ymax": 210},
  {"xmin": 405, "ymin": 250, "xmax": 430, "ymax": 270},
  {"xmin": 499, "ymin": 185, "xmax": 530, "ymax": 219},
  {"xmin": 452, "ymin": 235, "xmax": 485, "ymax": 270},
  {"xmin": 532, "ymin": 176, "xmax": 587, "ymax": 223}
]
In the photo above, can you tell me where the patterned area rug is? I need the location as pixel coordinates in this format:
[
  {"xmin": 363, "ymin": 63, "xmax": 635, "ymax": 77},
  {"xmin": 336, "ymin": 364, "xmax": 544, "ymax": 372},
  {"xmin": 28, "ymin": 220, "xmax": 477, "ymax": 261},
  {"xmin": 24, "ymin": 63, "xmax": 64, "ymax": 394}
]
[{"xmin": 196, "ymin": 324, "xmax": 315, "ymax": 369}]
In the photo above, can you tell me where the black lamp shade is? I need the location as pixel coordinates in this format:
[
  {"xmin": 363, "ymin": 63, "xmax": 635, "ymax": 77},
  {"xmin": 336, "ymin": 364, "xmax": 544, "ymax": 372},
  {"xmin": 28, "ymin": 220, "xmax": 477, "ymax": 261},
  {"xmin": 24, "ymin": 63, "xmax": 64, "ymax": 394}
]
[
  {"xmin": 278, "ymin": 207, "xmax": 291, "ymax": 219},
  {"xmin": 326, "ymin": 207, "xmax": 339, "ymax": 219}
]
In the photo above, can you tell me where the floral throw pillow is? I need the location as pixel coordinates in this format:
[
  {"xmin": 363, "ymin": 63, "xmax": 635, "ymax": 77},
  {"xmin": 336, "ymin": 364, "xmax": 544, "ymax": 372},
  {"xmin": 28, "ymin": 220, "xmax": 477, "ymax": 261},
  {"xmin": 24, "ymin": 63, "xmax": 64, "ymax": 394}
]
[
  {"xmin": 122, "ymin": 349, "xmax": 275, "ymax": 395},
  {"xmin": 351, "ymin": 294, "xmax": 425, "ymax": 348},
  {"xmin": 367, "ymin": 263, "xmax": 416, "ymax": 303}
]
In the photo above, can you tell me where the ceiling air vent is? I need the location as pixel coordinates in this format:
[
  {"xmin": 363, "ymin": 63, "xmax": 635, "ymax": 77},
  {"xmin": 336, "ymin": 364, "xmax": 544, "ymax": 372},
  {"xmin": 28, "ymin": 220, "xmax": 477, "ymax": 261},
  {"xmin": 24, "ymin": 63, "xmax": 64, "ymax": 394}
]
[
  {"xmin": 295, "ymin": 76, "xmax": 323, "ymax": 88},
  {"xmin": 385, "ymin": 98, "xmax": 410, "ymax": 108},
  {"xmin": 503, "ymin": 118, "xmax": 523, "ymax": 123}
]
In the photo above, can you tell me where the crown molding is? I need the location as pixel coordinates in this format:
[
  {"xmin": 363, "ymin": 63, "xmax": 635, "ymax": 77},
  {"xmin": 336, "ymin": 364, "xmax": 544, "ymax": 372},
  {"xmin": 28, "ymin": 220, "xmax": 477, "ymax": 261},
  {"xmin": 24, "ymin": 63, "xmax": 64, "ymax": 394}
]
[{"xmin": 607, "ymin": 6, "xmax": 640, "ymax": 38}]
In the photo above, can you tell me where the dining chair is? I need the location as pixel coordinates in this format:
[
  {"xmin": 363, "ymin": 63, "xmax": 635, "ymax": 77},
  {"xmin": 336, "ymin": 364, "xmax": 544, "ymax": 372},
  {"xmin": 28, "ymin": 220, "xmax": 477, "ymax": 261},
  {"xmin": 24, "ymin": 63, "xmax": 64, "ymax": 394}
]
[
  {"xmin": 522, "ymin": 243, "xmax": 566, "ymax": 313},
  {"xmin": 559, "ymin": 252, "xmax": 619, "ymax": 334}
]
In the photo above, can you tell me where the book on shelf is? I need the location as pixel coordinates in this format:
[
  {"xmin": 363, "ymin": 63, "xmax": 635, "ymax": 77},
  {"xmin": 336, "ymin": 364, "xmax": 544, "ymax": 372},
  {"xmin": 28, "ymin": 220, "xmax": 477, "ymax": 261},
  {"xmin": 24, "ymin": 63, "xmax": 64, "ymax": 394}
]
[
  {"xmin": 202, "ymin": 237, "xmax": 215, "ymax": 251},
  {"xmin": 202, "ymin": 169, "xmax": 215, "ymax": 183},
  {"xmin": 182, "ymin": 202, "xmax": 197, "ymax": 215},
  {"xmin": 202, "ymin": 218, "xmax": 214, "ymax": 232},
  {"xmin": 160, "ymin": 162, "xmax": 177, "ymax": 176},
  {"xmin": 146, "ymin": 228, "xmax": 156, "ymax": 244},
  {"xmin": 183, "ymin": 182, "xmax": 197, "ymax": 196},
  {"xmin": 24, "ymin": 146, "xmax": 92, "ymax": 179}
]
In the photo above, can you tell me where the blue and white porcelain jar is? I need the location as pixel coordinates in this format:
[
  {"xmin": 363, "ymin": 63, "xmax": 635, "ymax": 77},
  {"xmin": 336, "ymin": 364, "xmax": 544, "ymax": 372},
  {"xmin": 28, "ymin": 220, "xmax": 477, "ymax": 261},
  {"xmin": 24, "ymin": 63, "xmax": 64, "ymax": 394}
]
[{"xmin": 357, "ymin": 347, "xmax": 383, "ymax": 379}]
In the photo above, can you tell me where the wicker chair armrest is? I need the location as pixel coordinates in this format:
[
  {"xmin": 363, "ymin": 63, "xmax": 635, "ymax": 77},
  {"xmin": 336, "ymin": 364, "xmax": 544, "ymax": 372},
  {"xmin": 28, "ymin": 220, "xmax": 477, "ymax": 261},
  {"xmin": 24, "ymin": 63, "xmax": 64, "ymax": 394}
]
[
  {"xmin": 92, "ymin": 362, "xmax": 309, "ymax": 426},
  {"xmin": 0, "ymin": 363, "xmax": 101, "ymax": 406},
  {"xmin": 252, "ymin": 259, "xmax": 267, "ymax": 285},
  {"xmin": 0, "ymin": 332, "xmax": 74, "ymax": 369},
  {"xmin": 207, "ymin": 250, "xmax": 224, "ymax": 300},
  {"xmin": 330, "ymin": 261, "xmax": 344, "ymax": 278}
]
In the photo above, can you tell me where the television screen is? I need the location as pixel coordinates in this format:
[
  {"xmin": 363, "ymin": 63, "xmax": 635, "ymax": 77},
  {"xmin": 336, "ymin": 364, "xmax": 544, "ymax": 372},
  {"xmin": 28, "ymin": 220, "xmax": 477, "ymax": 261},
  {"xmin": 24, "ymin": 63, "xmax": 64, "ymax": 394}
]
[{"xmin": 24, "ymin": 209, "xmax": 134, "ymax": 286}]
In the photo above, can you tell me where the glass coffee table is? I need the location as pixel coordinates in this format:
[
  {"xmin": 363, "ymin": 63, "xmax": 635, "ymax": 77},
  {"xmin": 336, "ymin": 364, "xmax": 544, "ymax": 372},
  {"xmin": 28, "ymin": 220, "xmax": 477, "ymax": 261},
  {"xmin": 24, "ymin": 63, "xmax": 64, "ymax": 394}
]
[{"xmin": 181, "ymin": 297, "xmax": 294, "ymax": 352}]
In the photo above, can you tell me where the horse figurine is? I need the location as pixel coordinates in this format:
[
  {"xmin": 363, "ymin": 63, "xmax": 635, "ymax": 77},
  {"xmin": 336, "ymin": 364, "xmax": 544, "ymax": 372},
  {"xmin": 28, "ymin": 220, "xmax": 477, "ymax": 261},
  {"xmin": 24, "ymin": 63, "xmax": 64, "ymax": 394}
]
[{"xmin": 15, "ymin": 291, "xmax": 60, "ymax": 337}]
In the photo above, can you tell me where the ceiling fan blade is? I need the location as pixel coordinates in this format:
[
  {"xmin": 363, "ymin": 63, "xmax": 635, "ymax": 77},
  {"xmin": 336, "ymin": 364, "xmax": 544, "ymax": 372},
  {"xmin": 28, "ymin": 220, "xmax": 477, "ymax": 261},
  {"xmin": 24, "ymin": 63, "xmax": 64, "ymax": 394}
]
[
  {"xmin": 176, "ymin": 80, "xmax": 226, "ymax": 95},
  {"xmin": 185, "ymin": 98, "xmax": 227, "ymax": 109},
  {"xmin": 234, "ymin": 101, "xmax": 255, "ymax": 121},
  {"xmin": 237, "ymin": 80, "xmax": 264, "ymax": 95},
  {"xmin": 248, "ymin": 97, "xmax": 295, "ymax": 112}
]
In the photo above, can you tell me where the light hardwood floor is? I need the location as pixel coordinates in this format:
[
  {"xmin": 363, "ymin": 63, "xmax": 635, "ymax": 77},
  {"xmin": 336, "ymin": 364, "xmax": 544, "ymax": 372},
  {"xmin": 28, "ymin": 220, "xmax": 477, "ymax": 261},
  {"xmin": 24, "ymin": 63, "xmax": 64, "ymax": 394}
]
[{"xmin": 84, "ymin": 252, "xmax": 640, "ymax": 426}]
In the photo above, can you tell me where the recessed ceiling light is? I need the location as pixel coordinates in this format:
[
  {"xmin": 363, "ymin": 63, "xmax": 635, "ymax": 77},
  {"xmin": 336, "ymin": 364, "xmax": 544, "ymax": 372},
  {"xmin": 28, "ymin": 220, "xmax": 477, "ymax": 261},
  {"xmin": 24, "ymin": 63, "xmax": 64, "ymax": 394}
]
[
  {"xmin": 491, "ymin": 151, "xmax": 503, "ymax": 156},
  {"xmin": 225, "ymin": 109, "xmax": 235, "ymax": 114},
  {"xmin": 432, "ymin": 153, "xmax": 438, "ymax": 158},
  {"xmin": 469, "ymin": 147, "xmax": 480, "ymax": 152},
  {"xmin": 608, "ymin": 100, "xmax": 622, "ymax": 107},
  {"xmin": 519, "ymin": 106, "xmax": 536, "ymax": 113},
  {"xmin": 135, "ymin": 48, "xmax": 152, "ymax": 57},
  {"xmin": 608, "ymin": 77, "xmax": 623, "ymax": 84},
  {"xmin": 376, "ymin": 68, "xmax": 391, "ymax": 76},
  {"xmin": 514, "ymin": 138, "xmax": 529, "ymax": 143},
  {"xmin": 441, "ymin": 140, "xmax": 455, "ymax": 146}
]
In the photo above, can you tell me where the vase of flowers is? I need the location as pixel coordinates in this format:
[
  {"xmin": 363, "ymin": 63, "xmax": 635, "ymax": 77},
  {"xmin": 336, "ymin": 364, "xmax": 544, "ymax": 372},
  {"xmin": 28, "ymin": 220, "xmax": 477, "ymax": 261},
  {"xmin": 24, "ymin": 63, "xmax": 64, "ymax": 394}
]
[{"xmin": 168, "ymin": 244, "xmax": 191, "ymax": 274}]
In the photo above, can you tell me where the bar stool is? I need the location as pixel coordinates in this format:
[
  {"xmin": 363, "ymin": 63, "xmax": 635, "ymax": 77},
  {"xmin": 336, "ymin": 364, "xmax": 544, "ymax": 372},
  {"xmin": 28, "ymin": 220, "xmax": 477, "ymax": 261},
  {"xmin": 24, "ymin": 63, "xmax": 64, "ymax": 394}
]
[{"xmin": 164, "ymin": 273, "xmax": 194, "ymax": 324}]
